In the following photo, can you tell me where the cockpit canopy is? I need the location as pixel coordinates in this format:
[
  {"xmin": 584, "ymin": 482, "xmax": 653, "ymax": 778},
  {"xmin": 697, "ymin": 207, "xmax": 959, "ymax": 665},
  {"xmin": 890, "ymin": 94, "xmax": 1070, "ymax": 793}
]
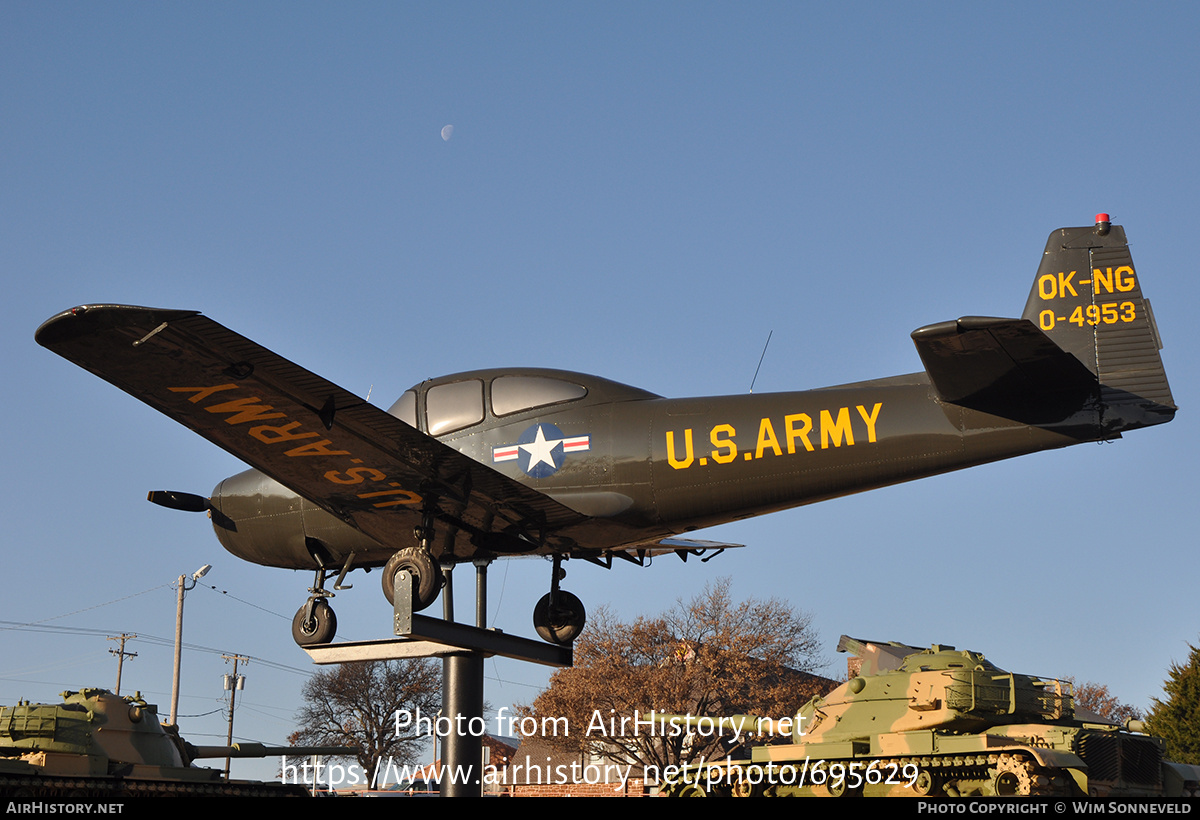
[{"xmin": 387, "ymin": 368, "xmax": 660, "ymax": 437}]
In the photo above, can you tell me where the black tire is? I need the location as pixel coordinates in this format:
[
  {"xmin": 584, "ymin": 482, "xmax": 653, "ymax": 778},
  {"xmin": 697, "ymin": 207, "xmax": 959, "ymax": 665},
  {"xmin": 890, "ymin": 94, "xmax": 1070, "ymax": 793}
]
[
  {"xmin": 533, "ymin": 590, "xmax": 586, "ymax": 644},
  {"xmin": 380, "ymin": 548, "xmax": 443, "ymax": 611},
  {"xmin": 292, "ymin": 600, "xmax": 337, "ymax": 646}
]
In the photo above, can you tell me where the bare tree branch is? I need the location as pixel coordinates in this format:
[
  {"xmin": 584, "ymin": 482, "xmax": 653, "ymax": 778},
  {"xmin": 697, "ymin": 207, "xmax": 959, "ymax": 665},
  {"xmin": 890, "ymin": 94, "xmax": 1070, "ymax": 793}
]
[
  {"xmin": 290, "ymin": 659, "xmax": 440, "ymax": 779},
  {"xmin": 520, "ymin": 578, "xmax": 829, "ymax": 771}
]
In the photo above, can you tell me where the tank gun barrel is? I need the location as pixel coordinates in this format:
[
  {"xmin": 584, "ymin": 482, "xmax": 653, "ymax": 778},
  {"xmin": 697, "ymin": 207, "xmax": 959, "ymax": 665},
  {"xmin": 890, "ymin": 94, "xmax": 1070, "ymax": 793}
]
[
  {"xmin": 187, "ymin": 742, "xmax": 355, "ymax": 759},
  {"xmin": 836, "ymin": 634, "xmax": 925, "ymax": 676}
]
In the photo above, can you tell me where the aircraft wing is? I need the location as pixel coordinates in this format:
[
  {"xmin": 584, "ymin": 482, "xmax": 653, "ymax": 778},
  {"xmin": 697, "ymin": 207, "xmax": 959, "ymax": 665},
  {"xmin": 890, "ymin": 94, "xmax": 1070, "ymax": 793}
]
[
  {"xmin": 35, "ymin": 305, "xmax": 620, "ymax": 557},
  {"xmin": 910, "ymin": 316, "xmax": 1097, "ymax": 420}
]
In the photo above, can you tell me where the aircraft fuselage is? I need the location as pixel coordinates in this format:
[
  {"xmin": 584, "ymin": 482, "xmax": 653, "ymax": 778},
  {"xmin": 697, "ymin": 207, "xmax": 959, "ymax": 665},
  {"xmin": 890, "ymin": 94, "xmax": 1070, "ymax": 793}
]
[{"xmin": 208, "ymin": 366, "xmax": 1101, "ymax": 571}]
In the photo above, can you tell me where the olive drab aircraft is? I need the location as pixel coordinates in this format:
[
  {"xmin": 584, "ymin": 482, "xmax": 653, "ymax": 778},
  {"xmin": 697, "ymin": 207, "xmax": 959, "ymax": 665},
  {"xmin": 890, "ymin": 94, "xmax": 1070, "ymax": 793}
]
[{"xmin": 36, "ymin": 217, "xmax": 1175, "ymax": 647}]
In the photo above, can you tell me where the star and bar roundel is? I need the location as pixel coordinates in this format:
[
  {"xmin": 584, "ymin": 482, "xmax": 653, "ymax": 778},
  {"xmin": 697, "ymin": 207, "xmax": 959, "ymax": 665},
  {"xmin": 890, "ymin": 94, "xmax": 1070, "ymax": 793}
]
[{"xmin": 492, "ymin": 423, "xmax": 590, "ymax": 478}]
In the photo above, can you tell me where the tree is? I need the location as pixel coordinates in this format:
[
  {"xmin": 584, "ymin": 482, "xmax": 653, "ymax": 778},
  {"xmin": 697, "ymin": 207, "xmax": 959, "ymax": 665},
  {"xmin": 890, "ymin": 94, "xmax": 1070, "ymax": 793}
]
[
  {"xmin": 290, "ymin": 658, "xmax": 440, "ymax": 783},
  {"xmin": 1063, "ymin": 677, "xmax": 1143, "ymax": 724},
  {"xmin": 1146, "ymin": 641, "xmax": 1200, "ymax": 765},
  {"xmin": 520, "ymin": 578, "xmax": 829, "ymax": 772}
]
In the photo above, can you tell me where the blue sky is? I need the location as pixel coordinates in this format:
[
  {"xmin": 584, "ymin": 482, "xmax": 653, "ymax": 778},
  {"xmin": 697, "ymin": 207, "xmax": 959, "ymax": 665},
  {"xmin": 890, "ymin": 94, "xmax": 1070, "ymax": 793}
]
[{"xmin": 3, "ymin": 3, "xmax": 1198, "ymax": 782}]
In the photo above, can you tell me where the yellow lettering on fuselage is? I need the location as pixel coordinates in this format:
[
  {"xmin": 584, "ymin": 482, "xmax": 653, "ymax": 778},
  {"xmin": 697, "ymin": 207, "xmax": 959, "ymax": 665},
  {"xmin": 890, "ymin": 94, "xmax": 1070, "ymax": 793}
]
[
  {"xmin": 666, "ymin": 429, "xmax": 694, "ymax": 469},
  {"xmin": 755, "ymin": 418, "xmax": 781, "ymax": 459},
  {"xmin": 820, "ymin": 407, "xmax": 853, "ymax": 449},
  {"xmin": 784, "ymin": 413, "xmax": 813, "ymax": 453},
  {"xmin": 710, "ymin": 424, "xmax": 737, "ymax": 464},
  {"xmin": 857, "ymin": 403, "xmax": 882, "ymax": 443},
  {"xmin": 665, "ymin": 403, "xmax": 884, "ymax": 470}
]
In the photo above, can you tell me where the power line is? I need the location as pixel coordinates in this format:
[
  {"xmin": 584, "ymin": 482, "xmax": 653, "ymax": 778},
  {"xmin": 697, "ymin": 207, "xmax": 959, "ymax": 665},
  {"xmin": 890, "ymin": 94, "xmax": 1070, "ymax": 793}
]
[
  {"xmin": 0, "ymin": 584, "xmax": 172, "ymax": 631},
  {"xmin": 0, "ymin": 620, "xmax": 311, "ymax": 676}
]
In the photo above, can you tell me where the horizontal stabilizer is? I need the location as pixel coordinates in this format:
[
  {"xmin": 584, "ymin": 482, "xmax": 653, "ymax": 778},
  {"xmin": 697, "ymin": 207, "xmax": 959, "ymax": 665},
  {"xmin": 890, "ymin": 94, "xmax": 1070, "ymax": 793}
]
[
  {"xmin": 584, "ymin": 536, "xmax": 743, "ymax": 569},
  {"xmin": 911, "ymin": 316, "xmax": 1096, "ymax": 420},
  {"xmin": 654, "ymin": 536, "xmax": 744, "ymax": 551}
]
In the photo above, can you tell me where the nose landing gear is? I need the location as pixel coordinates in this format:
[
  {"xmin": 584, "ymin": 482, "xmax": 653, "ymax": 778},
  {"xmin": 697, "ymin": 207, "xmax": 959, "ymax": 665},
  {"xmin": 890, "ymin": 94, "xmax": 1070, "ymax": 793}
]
[
  {"xmin": 292, "ymin": 598, "xmax": 337, "ymax": 645},
  {"xmin": 292, "ymin": 563, "xmax": 342, "ymax": 646}
]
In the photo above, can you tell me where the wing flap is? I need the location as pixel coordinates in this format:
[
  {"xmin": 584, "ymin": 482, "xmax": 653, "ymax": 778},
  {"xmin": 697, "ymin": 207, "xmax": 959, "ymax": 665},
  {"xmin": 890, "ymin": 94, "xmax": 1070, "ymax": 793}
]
[{"xmin": 37, "ymin": 305, "xmax": 608, "ymax": 556}]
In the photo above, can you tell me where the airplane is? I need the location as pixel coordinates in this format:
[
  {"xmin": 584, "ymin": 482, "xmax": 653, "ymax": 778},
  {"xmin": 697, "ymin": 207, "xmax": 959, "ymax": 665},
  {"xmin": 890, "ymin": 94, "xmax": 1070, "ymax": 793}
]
[{"xmin": 35, "ymin": 216, "xmax": 1174, "ymax": 648}]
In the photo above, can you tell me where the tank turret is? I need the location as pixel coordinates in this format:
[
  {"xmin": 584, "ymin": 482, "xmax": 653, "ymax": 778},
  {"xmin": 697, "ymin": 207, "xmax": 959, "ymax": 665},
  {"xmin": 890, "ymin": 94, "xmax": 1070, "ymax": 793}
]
[{"xmin": 0, "ymin": 688, "xmax": 349, "ymax": 798}]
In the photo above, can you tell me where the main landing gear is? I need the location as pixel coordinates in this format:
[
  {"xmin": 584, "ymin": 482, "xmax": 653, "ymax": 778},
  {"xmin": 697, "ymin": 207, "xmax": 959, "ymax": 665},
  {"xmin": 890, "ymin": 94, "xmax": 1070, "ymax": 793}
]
[
  {"xmin": 380, "ymin": 519, "xmax": 444, "ymax": 613},
  {"xmin": 289, "ymin": 529, "xmax": 588, "ymax": 648},
  {"xmin": 381, "ymin": 546, "xmax": 444, "ymax": 611},
  {"xmin": 533, "ymin": 554, "xmax": 586, "ymax": 645}
]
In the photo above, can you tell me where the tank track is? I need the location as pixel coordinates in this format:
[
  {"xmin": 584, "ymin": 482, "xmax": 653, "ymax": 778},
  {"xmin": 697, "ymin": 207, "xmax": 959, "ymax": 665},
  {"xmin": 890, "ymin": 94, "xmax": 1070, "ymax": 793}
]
[
  {"xmin": 0, "ymin": 775, "xmax": 309, "ymax": 799},
  {"xmin": 664, "ymin": 751, "xmax": 1077, "ymax": 797}
]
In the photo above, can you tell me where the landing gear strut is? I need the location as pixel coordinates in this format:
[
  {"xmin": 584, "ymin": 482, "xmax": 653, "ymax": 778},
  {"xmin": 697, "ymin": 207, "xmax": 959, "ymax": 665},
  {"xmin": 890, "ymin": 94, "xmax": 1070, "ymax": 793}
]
[
  {"xmin": 290, "ymin": 547, "xmax": 358, "ymax": 647},
  {"xmin": 292, "ymin": 565, "xmax": 340, "ymax": 646},
  {"xmin": 533, "ymin": 555, "xmax": 586, "ymax": 645}
]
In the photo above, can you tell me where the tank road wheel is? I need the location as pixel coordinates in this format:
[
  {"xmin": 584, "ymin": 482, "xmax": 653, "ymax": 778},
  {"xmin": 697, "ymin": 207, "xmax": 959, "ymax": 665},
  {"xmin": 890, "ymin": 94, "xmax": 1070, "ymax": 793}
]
[
  {"xmin": 292, "ymin": 599, "xmax": 337, "ymax": 646},
  {"xmin": 381, "ymin": 548, "xmax": 443, "ymax": 611},
  {"xmin": 992, "ymin": 753, "xmax": 1036, "ymax": 796},
  {"xmin": 911, "ymin": 768, "xmax": 938, "ymax": 796},
  {"xmin": 533, "ymin": 590, "xmax": 586, "ymax": 645},
  {"xmin": 730, "ymin": 766, "xmax": 766, "ymax": 797},
  {"xmin": 826, "ymin": 768, "xmax": 863, "ymax": 798},
  {"xmin": 662, "ymin": 774, "xmax": 709, "ymax": 797}
]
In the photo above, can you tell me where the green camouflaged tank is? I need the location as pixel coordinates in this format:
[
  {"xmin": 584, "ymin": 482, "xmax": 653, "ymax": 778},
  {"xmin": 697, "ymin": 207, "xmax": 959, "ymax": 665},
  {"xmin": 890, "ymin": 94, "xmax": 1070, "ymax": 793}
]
[
  {"xmin": 0, "ymin": 688, "xmax": 344, "ymax": 797},
  {"xmin": 660, "ymin": 637, "xmax": 1200, "ymax": 797}
]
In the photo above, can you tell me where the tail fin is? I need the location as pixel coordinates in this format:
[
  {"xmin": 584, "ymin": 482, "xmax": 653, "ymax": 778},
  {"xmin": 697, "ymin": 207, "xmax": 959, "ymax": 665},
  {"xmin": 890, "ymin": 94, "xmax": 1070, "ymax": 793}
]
[
  {"xmin": 912, "ymin": 217, "xmax": 1174, "ymax": 434},
  {"xmin": 1021, "ymin": 215, "xmax": 1175, "ymax": 432}
]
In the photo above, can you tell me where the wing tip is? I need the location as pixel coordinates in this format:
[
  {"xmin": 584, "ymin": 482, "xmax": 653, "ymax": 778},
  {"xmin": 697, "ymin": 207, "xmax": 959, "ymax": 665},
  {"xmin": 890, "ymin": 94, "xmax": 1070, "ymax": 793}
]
[{"xmin": 36, "ymin": 304, "xmax": 200, "ymax": 348}]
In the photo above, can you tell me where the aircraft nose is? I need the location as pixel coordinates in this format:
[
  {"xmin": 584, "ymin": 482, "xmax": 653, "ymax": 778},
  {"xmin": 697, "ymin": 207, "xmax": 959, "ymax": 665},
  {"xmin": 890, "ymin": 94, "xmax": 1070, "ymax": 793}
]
[
  {"xmin": 206, "ymin": 476, "xmax": 244, "ymax": 540},
  {"xmin": 207, "ymin": 469, "xmax": 312, "ymax": 567},
  {"xmin": 209, "ymin": 470, "xmax": 260, "ymax": 525}
]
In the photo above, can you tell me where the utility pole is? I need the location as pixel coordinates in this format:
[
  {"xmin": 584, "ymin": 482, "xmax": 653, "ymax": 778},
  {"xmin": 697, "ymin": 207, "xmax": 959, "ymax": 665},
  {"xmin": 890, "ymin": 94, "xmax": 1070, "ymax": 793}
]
[
  {"xmin": 107, "ymin": 633, "xmax": 137, "ymax": 695},
  {"xmin": 222, "ymin": 654, "xmax": 249, "ymax": 778},
  {"xmin": 170, "ymin": 564, "xmax": 211, "ymax": 725}
]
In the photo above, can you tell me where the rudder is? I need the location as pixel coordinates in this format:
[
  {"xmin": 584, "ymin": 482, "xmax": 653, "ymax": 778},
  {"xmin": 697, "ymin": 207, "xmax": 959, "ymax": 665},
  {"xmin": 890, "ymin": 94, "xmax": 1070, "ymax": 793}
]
[{"xmin": 1021, "ymin": 215, "xmax": 1175, "ymax": 432}]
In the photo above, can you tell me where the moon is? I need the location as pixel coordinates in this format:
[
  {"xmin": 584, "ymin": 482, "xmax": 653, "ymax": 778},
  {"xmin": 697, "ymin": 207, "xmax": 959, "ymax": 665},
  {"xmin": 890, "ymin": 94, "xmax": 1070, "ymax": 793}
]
[{"xmin": 441, "ymin": 124, "xmax": 454, "ymax": 142}]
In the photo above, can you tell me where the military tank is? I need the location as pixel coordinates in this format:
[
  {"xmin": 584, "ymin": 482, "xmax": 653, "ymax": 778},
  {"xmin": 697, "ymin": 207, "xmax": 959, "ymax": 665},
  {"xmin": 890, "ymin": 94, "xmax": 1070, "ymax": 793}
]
[
  {"xmin": 660, "ymin": 637, "xmax": 1200, "ymax": 797},
  {"xmin": 0, "ymin": 688, "xmax": 349, "ymax": 798}
]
